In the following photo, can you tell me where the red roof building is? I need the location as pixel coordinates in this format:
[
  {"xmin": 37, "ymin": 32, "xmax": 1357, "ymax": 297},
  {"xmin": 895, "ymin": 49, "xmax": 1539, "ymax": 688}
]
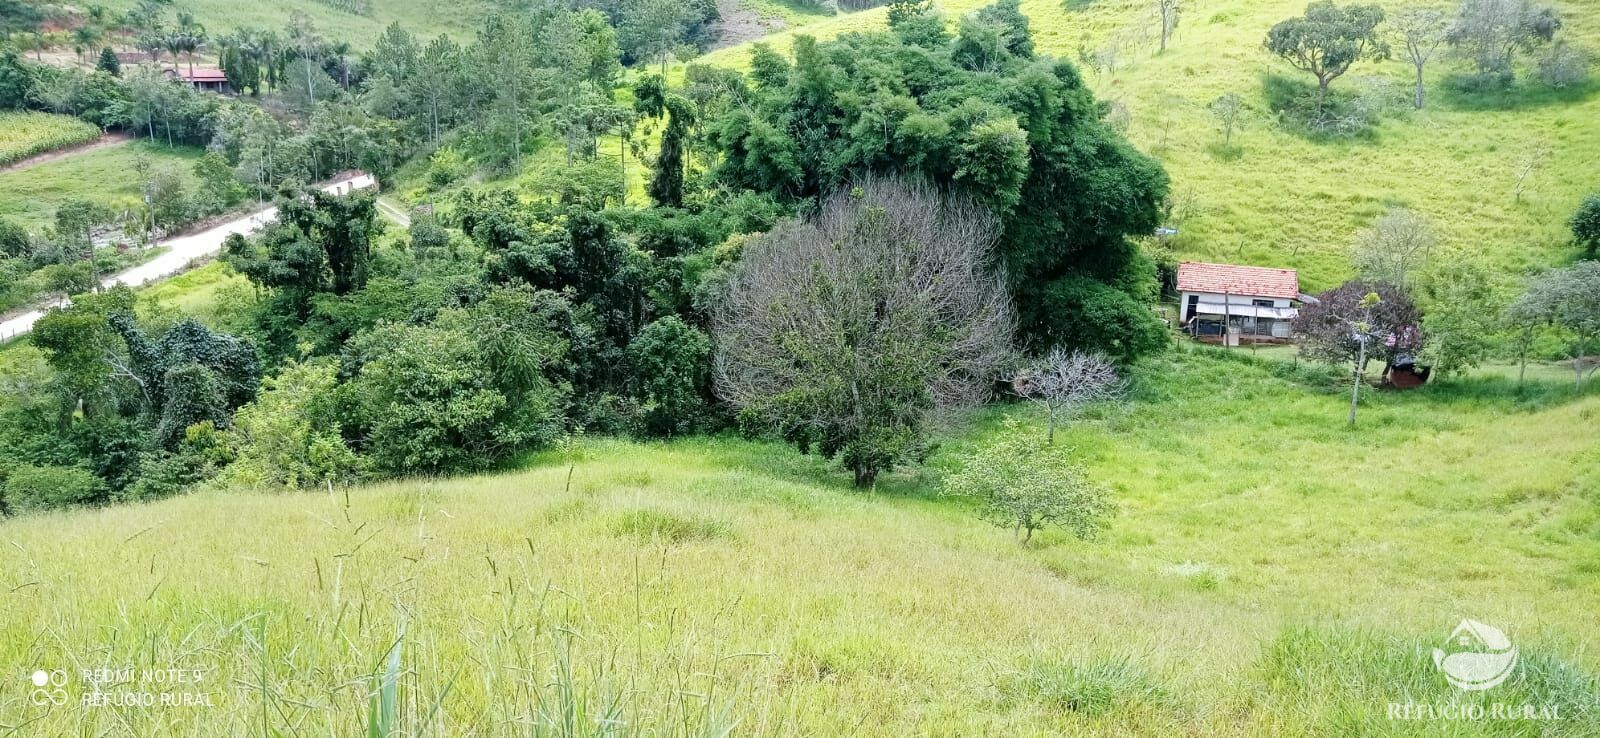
[
  {"xmin": 1175, "ymin": 261, "xmax": 1301, "ymax": 342},
  {"xmin": 164, "ymin": 68, "xmax": 231, "ymax": 93},
  {"xmin": 1176, "ymin": 261, "xmax": 1299, "ymax": 299}
]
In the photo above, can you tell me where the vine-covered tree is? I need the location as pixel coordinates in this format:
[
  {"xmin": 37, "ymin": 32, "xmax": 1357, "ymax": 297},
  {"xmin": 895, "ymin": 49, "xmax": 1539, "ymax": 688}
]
[{"xmin": 634, "ymin": 75, "xmax": 696, "ymax": 208}]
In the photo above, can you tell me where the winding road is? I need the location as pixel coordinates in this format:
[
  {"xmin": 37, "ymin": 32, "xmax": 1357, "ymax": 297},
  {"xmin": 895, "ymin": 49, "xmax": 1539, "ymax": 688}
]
[{"xmin": 0, "ymin": 173, "xmax": 380, "ymax": 342}]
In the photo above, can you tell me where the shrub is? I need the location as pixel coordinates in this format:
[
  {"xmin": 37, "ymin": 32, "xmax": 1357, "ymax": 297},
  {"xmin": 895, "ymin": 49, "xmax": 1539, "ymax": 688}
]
[
  {"xmin": 350, "ymin": 289, "xmax": 569, "ymax": 474},
  {"xmin": 943, "ymin": 419, "xmax": 1113, "ymax": 545},
  {"xmin": 3, "ymin": 464, "xmax": 106, "ymax": 511},
  {"xmin": 627, "ymin": 316, "xmax": 711, "ymax": 436},
  {"xmin": 1538, "ymin": 41, "xmax": 1590, "ymax": 89},
  {"xmin": 1033, "ymin": 276, "xmax": 1168, "ymax": 365},
  {"xmin": 223, "ymin": 358, "xmax": 368, "ymax": 490}
]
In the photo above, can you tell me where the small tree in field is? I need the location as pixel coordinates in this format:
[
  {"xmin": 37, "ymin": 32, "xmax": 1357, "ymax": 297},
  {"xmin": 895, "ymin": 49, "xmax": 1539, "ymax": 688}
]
[
  {"xmin": 714, "ymin": 177, "xmax": 1014, "ymax": 488},
  {"xmin": 944, "ymin": 420, "xmax": 1112, "ymax": 545},
  {"xmin": 1351, "ymin": 207, "xmax": 1436, "ymax": 290},
  {"xmin": 1265, "ymin": 1, "xmax": 1388, "ymax": 110},
  {"xmin": 1209, "ymin": 92, "xmax": 1245, "ymax": 147},
  {"xmin": 1153, "ymin": 0, "xmax": 1182, "ymax": 52},
  {"xmin": 1013, "ymin": 348, "xmax": 1122, "ymax": 444},
  {"xmin": 1508, "ymin": 262, "xmax": 1600, "ymax": 388},
  {"xmin": 1392, "ymin": 5, "xmax": 1447, "ymax": 109}
]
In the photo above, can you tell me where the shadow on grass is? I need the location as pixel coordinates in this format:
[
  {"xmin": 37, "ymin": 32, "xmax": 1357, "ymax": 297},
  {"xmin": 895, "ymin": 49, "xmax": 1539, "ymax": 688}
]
[{"xmin": 1437, "ymin": 74, "xmax": 1600, "ymax": 112}]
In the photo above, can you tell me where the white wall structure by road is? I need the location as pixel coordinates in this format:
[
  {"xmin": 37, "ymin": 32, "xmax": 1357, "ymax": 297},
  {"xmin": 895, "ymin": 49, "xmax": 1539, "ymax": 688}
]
[{"xmin": 0, "ymin": 173, "xmax": 377, "ymax": 342}]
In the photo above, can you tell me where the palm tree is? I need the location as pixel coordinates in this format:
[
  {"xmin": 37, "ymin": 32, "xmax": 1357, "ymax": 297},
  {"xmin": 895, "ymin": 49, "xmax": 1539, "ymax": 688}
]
[{"xmin": 175, "ymin": 11, "xmax": 206, "ymax": 75}]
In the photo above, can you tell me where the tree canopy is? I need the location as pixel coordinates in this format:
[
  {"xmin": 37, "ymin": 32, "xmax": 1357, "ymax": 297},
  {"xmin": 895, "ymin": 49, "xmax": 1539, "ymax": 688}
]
[{"xmin": 705, "ymin": 8, "xmax": 1168, "ymax": 356}]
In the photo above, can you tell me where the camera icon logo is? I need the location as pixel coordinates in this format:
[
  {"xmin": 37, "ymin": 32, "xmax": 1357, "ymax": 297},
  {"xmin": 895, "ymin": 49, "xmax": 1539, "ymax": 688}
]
[{"xmin": 29, "ymin": 670, "xmax": 68, "ymax": 706}]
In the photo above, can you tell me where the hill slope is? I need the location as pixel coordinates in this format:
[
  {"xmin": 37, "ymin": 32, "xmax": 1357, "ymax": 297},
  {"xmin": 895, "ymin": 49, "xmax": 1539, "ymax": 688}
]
[
  {"xmin": 2, "ymin": 350, "xmax": 1596, "ymax": 735},
  {"xmin": 94, "ymin": 0, "xmax": 499, "ymax": 48},
  {"xmin": 701, "ymin": 0, "xmax": 1600, "ymax": 291}
]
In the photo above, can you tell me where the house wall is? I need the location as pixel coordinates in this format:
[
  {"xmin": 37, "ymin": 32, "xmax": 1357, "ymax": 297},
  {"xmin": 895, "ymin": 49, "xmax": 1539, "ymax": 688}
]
[{"xmin": 1179, "ymin": 291, "xmax": 1292, "ymax": 322}]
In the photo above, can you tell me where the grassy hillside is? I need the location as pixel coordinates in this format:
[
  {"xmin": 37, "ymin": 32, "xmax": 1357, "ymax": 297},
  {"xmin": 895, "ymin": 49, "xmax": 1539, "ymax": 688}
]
[
  {"xmin": 0, "ymin": 139, "xmax": 201, "ymax": 231},
  {"xmin": 700, "ymin": 0, "xmax": 1600, "ymax": 291},
  {"xmin": 2, "ymin": 350, "xmax": 1596, "ymax": 735},
  {"xmin": 94, "ymin": 0, "xmax": 499, "ymax": 48}
]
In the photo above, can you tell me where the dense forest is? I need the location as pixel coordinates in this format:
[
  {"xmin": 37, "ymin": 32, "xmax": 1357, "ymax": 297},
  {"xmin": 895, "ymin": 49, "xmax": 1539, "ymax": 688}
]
[{"xmin": 0, "ymin": 0, "xmax": 1178, "ymax": 508}]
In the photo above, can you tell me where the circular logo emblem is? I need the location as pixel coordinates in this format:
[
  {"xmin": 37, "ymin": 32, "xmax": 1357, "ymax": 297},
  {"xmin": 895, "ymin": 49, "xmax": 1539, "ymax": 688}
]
[{"xmin": 1432, "ymin": 619, "xmax": 1518, "ymax": 691}]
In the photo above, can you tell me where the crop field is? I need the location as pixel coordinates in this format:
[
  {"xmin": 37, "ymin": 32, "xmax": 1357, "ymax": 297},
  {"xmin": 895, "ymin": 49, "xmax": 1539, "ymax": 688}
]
[
  {"xmin": 700, "ymin": 0, "xmax": 1600, "ymax": 291},
  {"xmin": 0, "ymin": 349, "xmax": 1595, "ymax": 736},
  {"xmin": 0, "ymin": 113, "xmax": 100, "ymax": 168}
]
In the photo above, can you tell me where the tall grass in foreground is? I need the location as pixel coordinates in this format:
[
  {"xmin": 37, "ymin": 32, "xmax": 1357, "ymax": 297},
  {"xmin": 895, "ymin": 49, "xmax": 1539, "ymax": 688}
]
[{"xmin": 0, "ymin": 351, "xmax": 1596, "ymax": 735}]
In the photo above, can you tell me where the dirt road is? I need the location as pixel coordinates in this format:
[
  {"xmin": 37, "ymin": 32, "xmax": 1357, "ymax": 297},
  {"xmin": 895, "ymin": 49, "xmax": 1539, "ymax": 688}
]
[{"xmin": 0, "ymin": 173, "xmax": 378, "ymax": 342}]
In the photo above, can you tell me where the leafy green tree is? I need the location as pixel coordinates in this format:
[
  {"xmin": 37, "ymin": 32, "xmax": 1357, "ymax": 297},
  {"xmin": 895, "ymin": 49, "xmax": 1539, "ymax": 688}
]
[
  {"xmin": 54, "ymin": 199, "xmax": 112, "ymax": 260},
  {"xmin": 225, "ymin": 188, "xmax": 380, "ymax": 321},
  {"xmin": 194, "ymin": 151, "xmax": 245, "ymax": 213},
  {"xmin": 943, "ymin": 419, "xmax": 1112, "ymax": 545},
  {"xmin": 96, "ymin": 47, "xmax": 121, "ymax": 76},
  {"xmin": 627, "ymin": 316, "xmax": 711, "ymax": 436},
  {"xmin": 1571, "ymin": 192, "xmax": 1600, "ymax": 259},
  {"xmin": 1508, "ymin": 262, "xmax": 1600, "ymax": 387},
  {"xmin": 30, "ymin": 287, "xmax": 137, "ymax": 423},
  {"xmin": 0, "ymin": 0, "xmax": 42, "ymax": 37},
  {"xmin": 153, "ymin": 362, "xmax": 227, "ymax": 449},
  {"xmin": 975, "ymin": 0, "xmax": 1034, "ymax": 58},
  {"xmin": 619, "ymin": 0, "xmax": 694, "ymax": 75},
  {"xmin": 1034, "ymin": 277, "xmax": 1169, "ymax": 365},
  {"xmin": 748, "ymin": 42, "xmax": 790, "ymax": 89},
  {"xmin": 1264, "ymin": 1, "xmax": 1388, "ymax": 109},
  {"xmin": 888, "ymin": 1, "xmax": 949, "ymax": 48},
  {"xmin": 1416, "ymin": 257, "xmax": 1500, "ymax": 377},
  {"xmin": 1446, "ymin": 0, "xmax": 1560, "ymax": 86},
  {"xmin": 350, "ymin": 287, "xmax": 569, "ymax": 474},
  {"xmin": 708, "ymin": 20, "xmax": 1168, "ymax": 356},
  {"xmin": 109, "ymin": 315, "xmax": 261, "ymax": 437},
  {"xmin": 0, "ymin": 217, "xmax": 27, "ymax": 258},
  {"xmin": 714, "ymin": 178, "xmax": 1014, "ymax": 487}
]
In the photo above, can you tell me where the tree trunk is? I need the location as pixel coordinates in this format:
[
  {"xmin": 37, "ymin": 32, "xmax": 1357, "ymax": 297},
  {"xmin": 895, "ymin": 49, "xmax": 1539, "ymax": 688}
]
[
  {"xmin": 853, "ymin": 464, "xmax": 877, "ymax": 489},
  {"xmin": 1413, "ymin": 63, "xmax": 1425, "ymax": 109},
  {"xmin": 1046, "ymin": 405, "xmax": 1057, "ymax": 444},
  {"xmin": 1349, "ymin": 337, "xmax": 1366, "ymax": 427}
]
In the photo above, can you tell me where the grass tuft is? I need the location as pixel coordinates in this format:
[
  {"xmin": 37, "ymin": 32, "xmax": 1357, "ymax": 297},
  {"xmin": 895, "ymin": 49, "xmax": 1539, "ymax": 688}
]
[{"xmin": 612, "ymin": 509, "xmax": 732, "ymax": 544}]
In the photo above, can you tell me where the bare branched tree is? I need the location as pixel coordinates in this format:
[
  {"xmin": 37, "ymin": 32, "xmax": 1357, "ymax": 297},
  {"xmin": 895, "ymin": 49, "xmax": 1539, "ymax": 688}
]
[
  {"xmin": 1351, "ymin": 207, "xmax": 1436, "ymax": 290},
  {"xmin": 1012, "ymin": 348, "xmax": 1123, "ymax": 444},
  {"xmin": 1209, "ymin": 92, "xmax": 1245, "ymax": 147},
  {"xmin": 1392, "ymin": 6, "xmax": 1448, "ymax": 109},
  {"xmin": 1154, "ymin": 0, "xmax": 1182, "ymax": 52},
  {"xmin": 714, "ymin": 176, "xmax": 1014, "ymax": 487}
]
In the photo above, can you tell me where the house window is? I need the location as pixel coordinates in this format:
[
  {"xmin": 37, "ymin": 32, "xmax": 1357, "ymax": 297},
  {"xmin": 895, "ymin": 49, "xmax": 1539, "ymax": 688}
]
[{"xmin": 1252, "ymin": 299, "xmax": 1275, "ymax": 308}]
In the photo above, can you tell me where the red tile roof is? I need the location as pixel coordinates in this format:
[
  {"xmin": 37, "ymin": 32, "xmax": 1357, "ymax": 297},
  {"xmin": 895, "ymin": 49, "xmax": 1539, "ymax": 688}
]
[
  {"xmin": 1176, "ymin": 261, "xmax": 1299, "ymax": 299},
  {"xmin": 176, "ymin": 68, "xmax": 229, "ymax": 83}
]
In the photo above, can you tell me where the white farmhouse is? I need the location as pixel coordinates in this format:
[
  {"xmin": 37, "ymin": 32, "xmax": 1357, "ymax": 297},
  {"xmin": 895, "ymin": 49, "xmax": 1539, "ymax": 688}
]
[{"xmin": 1176, "ymin": 261, "xmax": 1300, "ymax": 344}]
